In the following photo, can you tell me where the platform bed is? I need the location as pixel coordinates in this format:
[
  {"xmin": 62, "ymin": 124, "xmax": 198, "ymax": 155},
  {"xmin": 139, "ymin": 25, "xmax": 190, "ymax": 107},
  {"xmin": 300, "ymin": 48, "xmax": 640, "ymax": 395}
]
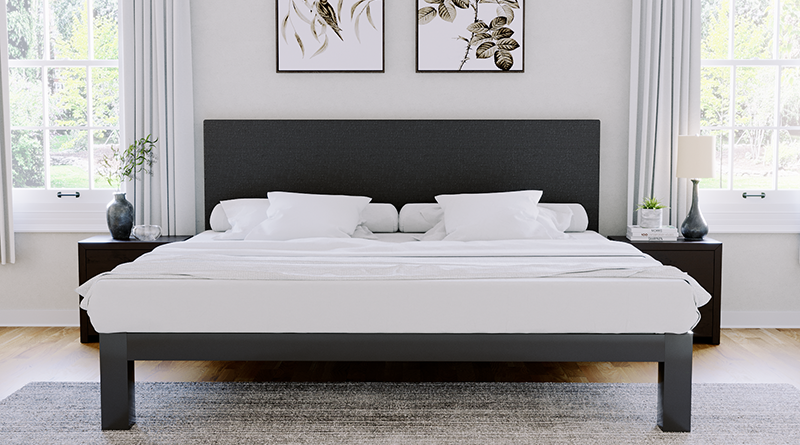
[{"xmin": 98, "ymin": 119, "xmax": 694, "ymax": 432}]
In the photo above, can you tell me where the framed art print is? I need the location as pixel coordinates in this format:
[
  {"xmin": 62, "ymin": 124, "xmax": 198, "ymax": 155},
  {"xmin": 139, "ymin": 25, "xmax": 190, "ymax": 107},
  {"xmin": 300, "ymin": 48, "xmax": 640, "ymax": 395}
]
[
  {"xmin": 277, "ymin": 0, "xmax": 384, "ymax": 72},
  {"xmin": 417, "ymin": 0, "xmax": 523, "ymax": 72}
]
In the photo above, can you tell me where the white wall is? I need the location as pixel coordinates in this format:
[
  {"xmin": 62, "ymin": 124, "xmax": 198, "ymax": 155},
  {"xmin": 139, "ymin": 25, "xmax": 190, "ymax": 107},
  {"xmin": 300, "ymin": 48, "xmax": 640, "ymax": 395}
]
[
  {"xmin": 190, "ymin": 0, "xmax": 633, "ymax": 234},
  {"xmin": 0, "ymin": 232, "xmax": 93, "ymax": 326},
  {"xmin": 2, "ymin": 0, "xmax": 797, "ymax": 327},
  {"xmin": 713, "ymin": 233, "xmax": 800, "ymax": 327}
]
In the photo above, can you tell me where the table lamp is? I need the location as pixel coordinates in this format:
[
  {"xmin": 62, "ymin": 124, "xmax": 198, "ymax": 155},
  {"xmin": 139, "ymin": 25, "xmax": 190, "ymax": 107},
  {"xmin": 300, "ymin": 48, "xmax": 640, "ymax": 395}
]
[{"xmin": 676, "ymin": 135, "xmax": 715, "ymax": 240}]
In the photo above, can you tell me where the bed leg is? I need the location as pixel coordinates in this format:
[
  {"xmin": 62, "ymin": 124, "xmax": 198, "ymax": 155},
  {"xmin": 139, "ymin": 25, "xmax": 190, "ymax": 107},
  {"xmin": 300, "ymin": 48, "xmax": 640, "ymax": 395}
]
[
  {"xmin": 657, "ymin": 333, "xmax": 692, "ymax": 432},
  {"xmin": 100, "ymin": 333, "xmax": 135, "ymax": 430}
]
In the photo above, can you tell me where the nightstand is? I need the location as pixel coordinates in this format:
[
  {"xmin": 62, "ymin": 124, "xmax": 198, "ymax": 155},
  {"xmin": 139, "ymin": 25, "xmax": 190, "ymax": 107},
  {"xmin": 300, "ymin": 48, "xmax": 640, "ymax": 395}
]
[
  {"xmin": 608, "ymin": 236, "xmax": 722, "ymax": 345},
  {"xmin": 78, "ymin": 234, "xmax": 192, "ymax": 343}
]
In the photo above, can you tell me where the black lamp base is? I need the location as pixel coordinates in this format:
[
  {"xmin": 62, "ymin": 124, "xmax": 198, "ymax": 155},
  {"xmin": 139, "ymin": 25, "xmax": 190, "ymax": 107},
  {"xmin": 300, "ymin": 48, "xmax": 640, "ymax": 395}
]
[{"xmin": 680, "ymin": 179, "xmax": 708, "ymax": 240}]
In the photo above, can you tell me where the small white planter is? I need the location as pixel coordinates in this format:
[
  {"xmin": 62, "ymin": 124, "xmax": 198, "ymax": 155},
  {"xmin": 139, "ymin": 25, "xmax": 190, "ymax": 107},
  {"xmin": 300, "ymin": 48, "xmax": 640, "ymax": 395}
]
[{"xmin": 639, "ymin": 208, "xmax": 663, "ymax": 228}]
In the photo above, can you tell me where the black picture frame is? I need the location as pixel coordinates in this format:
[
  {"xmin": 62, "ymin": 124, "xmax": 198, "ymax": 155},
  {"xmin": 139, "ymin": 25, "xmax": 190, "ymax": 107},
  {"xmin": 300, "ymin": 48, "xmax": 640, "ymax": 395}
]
[
  {"xmin": 417, "ymin": 0, "xmax": 524, "ymax": 72},
  {"xmin": 277, "ymin": 0, "xmax": 385, "ymax": 73}
]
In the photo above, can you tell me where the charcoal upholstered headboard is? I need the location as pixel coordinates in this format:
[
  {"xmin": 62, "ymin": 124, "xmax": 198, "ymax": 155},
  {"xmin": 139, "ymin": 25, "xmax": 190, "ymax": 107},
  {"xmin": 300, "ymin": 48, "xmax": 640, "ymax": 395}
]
[{"xmin": 203, "ymin": 119, "xmax": 601, "ymax": 231}]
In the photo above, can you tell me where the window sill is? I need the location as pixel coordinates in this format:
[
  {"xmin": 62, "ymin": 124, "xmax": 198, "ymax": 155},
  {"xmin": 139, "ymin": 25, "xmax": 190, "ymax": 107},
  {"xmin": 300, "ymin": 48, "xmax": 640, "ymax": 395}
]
[
  {"xmin": 704, "ymin": 209, "xmax": 800, "ymax": 234},
  {"xmin": 12, "ymin": 190, "xmax": 112, "ymax": 232},
  {"xmin": 13, "ymin": 209, "xmax": 108, "ymax": 232},
  {"xmin": 700, "ymin": 190, "xmax": 800, "ymax": 234},
  {"xmin": 704, "ymin": 211, "xmax": 800, "ymax": 233},
  {"xmin": 708, "ymin": 225, "xmax": 800, "ymax": 234}
]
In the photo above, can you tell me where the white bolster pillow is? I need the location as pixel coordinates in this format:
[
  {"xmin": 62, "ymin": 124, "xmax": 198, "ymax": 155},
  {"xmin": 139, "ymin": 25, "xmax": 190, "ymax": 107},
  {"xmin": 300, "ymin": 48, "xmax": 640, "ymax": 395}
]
[
  {"xmin": 399, "ymin": 203, "xmax": 589, "ymax": 233},
  {"xmin": 361, "ymin": 203, "xmax": 399, "ymax": 233},
  {"xmin": 210, "ymin": 202, "xmax": 400, "ymax": 233}
]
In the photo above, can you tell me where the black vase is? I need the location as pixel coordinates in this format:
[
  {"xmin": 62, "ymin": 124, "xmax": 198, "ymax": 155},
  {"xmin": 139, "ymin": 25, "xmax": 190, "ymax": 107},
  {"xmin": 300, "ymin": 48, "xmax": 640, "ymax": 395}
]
[{"xmin": 107, "ymin": 192, "xmax": 134, "ymax": 240}]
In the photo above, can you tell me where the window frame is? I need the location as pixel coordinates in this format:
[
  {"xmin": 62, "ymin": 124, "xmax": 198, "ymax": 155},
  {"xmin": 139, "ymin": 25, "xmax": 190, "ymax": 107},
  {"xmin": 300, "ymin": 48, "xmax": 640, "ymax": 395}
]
[
  {"xmin": 8, "ymin": 0, "xmax": 121, "ymax": 232},
  {"xmin": 699, "ymin": 0, "xmax": 800, "ymax": 233}
]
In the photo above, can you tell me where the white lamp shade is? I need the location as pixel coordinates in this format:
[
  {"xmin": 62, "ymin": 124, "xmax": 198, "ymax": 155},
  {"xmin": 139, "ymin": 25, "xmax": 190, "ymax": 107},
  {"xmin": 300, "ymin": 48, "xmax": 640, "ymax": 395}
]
[{"xmin": 677, "ymin": 135, "xmax": 715, "ymax": 179}]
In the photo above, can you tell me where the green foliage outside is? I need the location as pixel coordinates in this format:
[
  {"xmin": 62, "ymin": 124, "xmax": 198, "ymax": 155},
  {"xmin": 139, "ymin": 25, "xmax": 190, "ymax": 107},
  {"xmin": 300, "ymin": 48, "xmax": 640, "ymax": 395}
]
[
  {"xmin": 700, "ymin": 0, "xmax": 800, "ymax": 190},
  {"xmin": 50, "ymin": 165, "xmax": 88, "ymax": 188},
  {"xmin": 6, "ymin": 0, "xmax": 43, "ymax": 60},
  {"xmin": 7, "ymin": 0, "xmax": 119, "ymax": 189}
]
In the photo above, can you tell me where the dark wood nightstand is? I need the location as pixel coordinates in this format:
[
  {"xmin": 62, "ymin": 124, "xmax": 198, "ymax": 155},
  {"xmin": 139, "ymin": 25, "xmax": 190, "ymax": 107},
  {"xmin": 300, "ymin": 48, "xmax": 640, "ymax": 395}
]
[
  {"xmin": 78, "ymin": 234, "xmax": 192, "ymax": 343},
  {"xmin": 608, "ymin": 236, "xmax": 722, "ymax": 345}
]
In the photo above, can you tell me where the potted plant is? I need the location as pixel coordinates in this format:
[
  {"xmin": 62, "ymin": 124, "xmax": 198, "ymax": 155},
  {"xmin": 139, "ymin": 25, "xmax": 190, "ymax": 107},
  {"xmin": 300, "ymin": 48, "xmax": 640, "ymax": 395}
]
[
  {"xmin": 98, "ymin": 135, "xmax": 157, "ymax": 240},
  {"xmin": 636, "ymin": 197, "xmax": 667, "ymax": 228}
]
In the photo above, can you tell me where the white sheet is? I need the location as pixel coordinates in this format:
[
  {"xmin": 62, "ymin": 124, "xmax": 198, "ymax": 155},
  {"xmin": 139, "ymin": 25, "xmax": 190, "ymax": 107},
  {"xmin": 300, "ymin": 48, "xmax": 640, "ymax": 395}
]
[{"xmin": 79, "ymin": 231, "xmax": 711, "ymax": 335}]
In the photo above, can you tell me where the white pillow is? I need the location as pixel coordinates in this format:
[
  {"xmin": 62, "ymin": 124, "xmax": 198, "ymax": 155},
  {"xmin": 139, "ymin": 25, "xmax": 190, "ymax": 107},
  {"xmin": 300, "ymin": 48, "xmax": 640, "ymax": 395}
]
[
  {"xmin": 398, "ymin": 203, "xmax": 442, "ymax": 233},
  {"xmin": 402, "ymin": 202, "xmax": 586, "ymax": 234},
  {"xmin": 361, "ymin": 203, "xmax": 399, "ymax": 233},
  {"xmin": 245, "ymin": 192, "xmax": 371, "ymax": 240},
  {"xmin": 538, "ymin": 203, "xmax": 588, "ymax": 232},
  {"xmin": 352, "ymin": 223, "xmax": 379, "ymax": 240},
  {"xmin": 418, "ymin": 211, "xmax": 573, "ymax": 241},
  {"xmin": 537, "ymin": 206, "xmax": 573, "ymax": 232},
  {"xmin": 214, "ymin": 199, "xmax": 271, "ymax": 240},
  {"xmin": 209, "ymin": 203, "xmax": 232, "ymax": 231},
  {"xmin": 436, "ymin": 190, "xmax": 548, "ymax": 241},
  {"xmin": 416, "ymin": 220, "xmax": 447, "ymax": 241}
]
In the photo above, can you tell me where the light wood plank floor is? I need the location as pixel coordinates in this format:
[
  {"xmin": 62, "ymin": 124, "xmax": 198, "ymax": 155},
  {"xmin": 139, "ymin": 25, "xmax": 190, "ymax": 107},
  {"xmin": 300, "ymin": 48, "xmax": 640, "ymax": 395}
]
[{"xmin": 1, "ymin": 327, "xmax": 798, "ymax": 401}]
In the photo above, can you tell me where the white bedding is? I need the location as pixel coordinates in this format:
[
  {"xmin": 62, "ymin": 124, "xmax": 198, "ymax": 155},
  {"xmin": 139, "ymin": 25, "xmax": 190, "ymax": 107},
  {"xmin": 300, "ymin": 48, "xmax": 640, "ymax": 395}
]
[{"xmin": 78, "ymin": 231, "xmax": 711, "ymax": 335}]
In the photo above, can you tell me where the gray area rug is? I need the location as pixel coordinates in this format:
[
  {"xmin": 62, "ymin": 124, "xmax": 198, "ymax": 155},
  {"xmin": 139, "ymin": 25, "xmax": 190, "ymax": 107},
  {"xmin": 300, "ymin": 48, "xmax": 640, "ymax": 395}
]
[{"xmin": 0, "ymin": 382, "xmax": 799, "ymax": 444}]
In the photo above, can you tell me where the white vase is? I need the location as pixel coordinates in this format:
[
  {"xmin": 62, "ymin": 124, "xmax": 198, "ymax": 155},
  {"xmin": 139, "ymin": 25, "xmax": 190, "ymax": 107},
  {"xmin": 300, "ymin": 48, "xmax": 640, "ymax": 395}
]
[{"xmin": 639, "ymin": 208, "xmax": 663, "ymax": 228}]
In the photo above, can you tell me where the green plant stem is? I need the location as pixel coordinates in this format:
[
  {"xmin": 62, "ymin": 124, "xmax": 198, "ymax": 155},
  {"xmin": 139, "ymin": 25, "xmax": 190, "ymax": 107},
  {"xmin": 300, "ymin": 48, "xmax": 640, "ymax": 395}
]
[{"xmin": 459, "ymin": 1, "xmax": 480, "ymax": 71}]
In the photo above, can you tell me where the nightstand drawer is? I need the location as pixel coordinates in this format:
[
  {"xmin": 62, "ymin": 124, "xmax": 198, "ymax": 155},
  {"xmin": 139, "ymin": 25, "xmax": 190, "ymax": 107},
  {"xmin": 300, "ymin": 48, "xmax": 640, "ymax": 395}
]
[
  {"xmin": 82, "ymin": 249, "xmax": 153, "ymax": 281},
  {"xmin": 643, "ymin": 250, "xmax": 717, "ymax": 294}
]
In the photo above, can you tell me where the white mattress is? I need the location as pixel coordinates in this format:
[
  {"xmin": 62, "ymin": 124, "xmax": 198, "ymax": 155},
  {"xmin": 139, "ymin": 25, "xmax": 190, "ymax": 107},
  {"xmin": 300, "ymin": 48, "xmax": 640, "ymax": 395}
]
[{"xmin": 81, "ymin": 231, "xmax": 709, "ymax": 335}]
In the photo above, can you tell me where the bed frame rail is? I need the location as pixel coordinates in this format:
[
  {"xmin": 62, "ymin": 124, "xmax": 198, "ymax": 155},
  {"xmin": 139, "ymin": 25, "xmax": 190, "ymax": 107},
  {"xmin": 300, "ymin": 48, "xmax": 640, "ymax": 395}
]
[{"xmin": 100, "ymin": 332, "xmax": 693, "ymax": 432}]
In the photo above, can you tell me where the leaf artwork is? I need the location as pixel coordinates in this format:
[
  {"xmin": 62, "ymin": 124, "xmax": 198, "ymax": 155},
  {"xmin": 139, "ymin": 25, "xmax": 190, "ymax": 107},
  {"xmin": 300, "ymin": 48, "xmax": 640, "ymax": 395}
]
[
  {"xmin": 295, "ymin": 31, "xmax": 305, "ymax": 57},
  {"xmin": 418, "ymin": 0, "xmax": 522, "ymax": 71},
  {"xmin": 475, "ymin": 42, "xmax": 496, "ymax": 58},
  {"xmin": 352, "ymin": 0, "xmax": 378, "ymax": 43},
  {"xmin": 418, "ymin": 6, "xmax": 437, "ymax": 25},
  {"xmin": 498, "ymin": 4, "xmax": 514, "ymax": 23},
  {"xmin": 494, "ymin": 49, "xmax": 513, "ymax": 70},
  {"xmin": 278, "ymin": 0, "xmax": 382, "ymax": 70},
  {"xmin": 312, "ymin": 34, "xmax": 329, "ymax": 58},
  {"xmin": 492, "ymin": 27, "xmax": 513, "ymax": 39},
  {"xmin": 438, "ymin": 1, "xmax": 457, "ymax": 23},
  {"xmin": 489, "ymin": 15, "xmax": 507, "ymax": 29}
]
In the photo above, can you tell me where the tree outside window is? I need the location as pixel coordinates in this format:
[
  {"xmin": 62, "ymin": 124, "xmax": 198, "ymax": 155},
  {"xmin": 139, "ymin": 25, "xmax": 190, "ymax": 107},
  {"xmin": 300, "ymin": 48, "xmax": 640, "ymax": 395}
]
[
  {"xmin": 6, "ymin": 0, "xmax": 119, "ymax": 190},
  {"xmin": 701, "ymin": 0, "xmax": 800, "ymax": 191}
]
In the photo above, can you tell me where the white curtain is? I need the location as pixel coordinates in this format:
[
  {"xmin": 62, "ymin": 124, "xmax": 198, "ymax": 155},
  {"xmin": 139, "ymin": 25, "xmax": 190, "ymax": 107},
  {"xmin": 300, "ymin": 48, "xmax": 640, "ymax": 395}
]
[
  {"xmin": 122, "ymin": 0, "xmax": 195, "ymax": 236},
  {"xmin": 628, "ymin": 0, "xmax": 701, "ymax": 227},
  {"xmin": 0, "ymin": 5, "xmax": 15, "ymax": 265}
]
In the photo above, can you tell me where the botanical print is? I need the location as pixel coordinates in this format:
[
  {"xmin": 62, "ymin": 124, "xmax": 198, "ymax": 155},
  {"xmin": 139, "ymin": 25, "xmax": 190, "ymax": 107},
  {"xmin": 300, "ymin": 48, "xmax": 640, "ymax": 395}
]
[
  {"xmin": 278, "ymin": 0, "xmax": 384, "ymax": 72},
  {"xmin": 418, "ymin": 0, "xmax": 523, "ymax": 72}
]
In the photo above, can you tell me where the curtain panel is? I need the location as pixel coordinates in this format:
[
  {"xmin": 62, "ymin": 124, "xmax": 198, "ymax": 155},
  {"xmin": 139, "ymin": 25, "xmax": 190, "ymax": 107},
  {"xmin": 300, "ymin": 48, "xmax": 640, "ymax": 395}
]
[
  {"xmin": 0, "ymin": 4, "xmax": 15, "ymax": 265},
  {"xmin": 628, "ymin": 0, "xmax": 701, "ymax": 227},
  {"xmin": 122, "ymin": 0, "xmax": 195, "ymax": 236}
]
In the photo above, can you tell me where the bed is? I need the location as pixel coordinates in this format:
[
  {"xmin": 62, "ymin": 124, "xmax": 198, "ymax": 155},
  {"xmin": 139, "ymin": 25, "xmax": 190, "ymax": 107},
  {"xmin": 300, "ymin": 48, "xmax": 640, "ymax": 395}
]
[{"xmin": 82, "ymin": 119, "xmax": 704, "ymax": 432}]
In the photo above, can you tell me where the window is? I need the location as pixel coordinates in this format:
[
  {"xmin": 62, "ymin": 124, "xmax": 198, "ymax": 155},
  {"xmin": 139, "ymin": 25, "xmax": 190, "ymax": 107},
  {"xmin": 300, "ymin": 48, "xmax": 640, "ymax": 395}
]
[
  {"xmin": 6, "ymin": 0, "xmax": 120, "ymax": 231},
  {"xmin": 700, "ymin": 0, "xmax": 800, "ymax": 232}
]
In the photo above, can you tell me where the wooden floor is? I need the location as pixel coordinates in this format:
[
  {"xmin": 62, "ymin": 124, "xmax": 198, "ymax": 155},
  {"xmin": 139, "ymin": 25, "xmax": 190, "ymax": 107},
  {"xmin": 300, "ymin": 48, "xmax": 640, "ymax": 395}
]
[{"xmin": 1, "ymin": 327, "xmax": 799, "ymax": 401}]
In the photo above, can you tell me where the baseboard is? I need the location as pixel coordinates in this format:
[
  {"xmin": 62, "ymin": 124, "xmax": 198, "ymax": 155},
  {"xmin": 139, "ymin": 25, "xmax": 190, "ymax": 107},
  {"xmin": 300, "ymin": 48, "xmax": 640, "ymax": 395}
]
[
  {"xmin": 0, "ymin": 310, "xmax": 78, "ymax": 327},
  {"xmin": 721, "ymin": 311, "xmax": 800, "ymax": 329}
]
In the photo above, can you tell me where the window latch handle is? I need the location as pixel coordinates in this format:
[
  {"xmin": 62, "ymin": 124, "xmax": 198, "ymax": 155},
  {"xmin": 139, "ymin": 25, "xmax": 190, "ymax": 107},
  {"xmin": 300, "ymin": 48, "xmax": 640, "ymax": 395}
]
[
  {"xmin": 741, "ymin": 192, "xmax": 765, "ymax": 199},
  {"xmin": 56, "ymin": 191, "xmax": 81, "ymax": 199}
]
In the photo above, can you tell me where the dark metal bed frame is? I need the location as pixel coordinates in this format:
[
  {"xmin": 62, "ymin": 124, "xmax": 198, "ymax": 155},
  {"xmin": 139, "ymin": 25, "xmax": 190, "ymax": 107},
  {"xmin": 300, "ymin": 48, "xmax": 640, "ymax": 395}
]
[{"xmin": 99, "ymin": 120, "xmax": 693, "ymax": 432}]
